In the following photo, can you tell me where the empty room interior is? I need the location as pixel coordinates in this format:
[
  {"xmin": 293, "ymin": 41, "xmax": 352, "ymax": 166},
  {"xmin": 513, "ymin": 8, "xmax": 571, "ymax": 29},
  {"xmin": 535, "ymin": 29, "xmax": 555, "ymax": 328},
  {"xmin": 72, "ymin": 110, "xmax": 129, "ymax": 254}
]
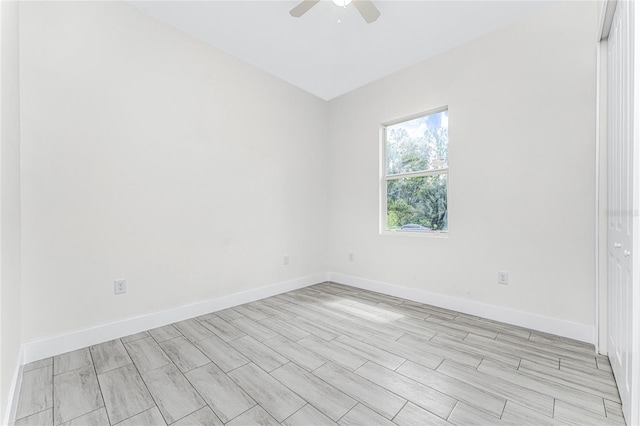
[{"xmin": 1, "ymin": 0, "xmax": 639, "ymax": 425}]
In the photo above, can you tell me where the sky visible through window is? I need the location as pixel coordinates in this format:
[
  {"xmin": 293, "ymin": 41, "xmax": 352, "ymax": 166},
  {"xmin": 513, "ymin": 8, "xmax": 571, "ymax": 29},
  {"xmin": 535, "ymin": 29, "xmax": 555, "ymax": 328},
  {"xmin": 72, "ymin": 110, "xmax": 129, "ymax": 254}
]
[{"xmin": 395, "ymin": 110, "xmax": 448, "ymax": 139}]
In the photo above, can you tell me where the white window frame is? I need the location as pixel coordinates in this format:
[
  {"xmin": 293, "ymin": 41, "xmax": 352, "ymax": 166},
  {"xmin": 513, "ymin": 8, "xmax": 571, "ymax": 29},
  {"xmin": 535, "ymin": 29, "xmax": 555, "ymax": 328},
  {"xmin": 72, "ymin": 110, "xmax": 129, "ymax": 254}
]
[{"xmin": 380, "ymin": 107, "xmax": 449, "ymax": 237}]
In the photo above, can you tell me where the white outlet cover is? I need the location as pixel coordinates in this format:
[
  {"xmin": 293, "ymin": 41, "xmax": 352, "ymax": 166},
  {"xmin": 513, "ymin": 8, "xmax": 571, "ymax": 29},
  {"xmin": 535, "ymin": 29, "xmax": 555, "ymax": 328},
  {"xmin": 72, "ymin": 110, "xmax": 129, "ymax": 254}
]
[
  {"xmin": 114, "ymin": 279, "xmax": 127, "ymax": 295},
  {"xmin": 498, "ymin": 271, "xmax": 509, "ymax": 285}
]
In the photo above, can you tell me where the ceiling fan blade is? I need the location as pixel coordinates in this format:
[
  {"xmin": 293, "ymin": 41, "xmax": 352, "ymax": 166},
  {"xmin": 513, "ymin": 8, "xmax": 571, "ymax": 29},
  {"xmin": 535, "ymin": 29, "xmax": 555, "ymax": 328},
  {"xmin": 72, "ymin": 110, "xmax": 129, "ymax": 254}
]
[
  {"xmin": 353, "ymin": 0, "xmax": 380, "ymax": 23},
  {"xmin": 289, "ymin": 0, "xmax": 321, "ymax": 17}
]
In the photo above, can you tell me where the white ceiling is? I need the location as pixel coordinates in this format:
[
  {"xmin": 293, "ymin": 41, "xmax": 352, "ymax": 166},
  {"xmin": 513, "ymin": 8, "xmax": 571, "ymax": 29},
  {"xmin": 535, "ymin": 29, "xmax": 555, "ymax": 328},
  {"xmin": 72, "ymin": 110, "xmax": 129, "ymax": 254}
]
[{"xmin": 128, "ymin": 1, "xmax": 555, "ymax": 100}]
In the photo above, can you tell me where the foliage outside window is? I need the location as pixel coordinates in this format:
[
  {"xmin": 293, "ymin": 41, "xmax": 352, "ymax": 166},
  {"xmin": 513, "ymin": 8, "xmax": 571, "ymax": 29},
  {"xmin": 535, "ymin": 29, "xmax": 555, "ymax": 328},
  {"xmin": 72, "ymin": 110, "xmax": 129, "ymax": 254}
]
[{"xmin": 382, "ymin": 108, "xmax": 448, "ymax": 233}]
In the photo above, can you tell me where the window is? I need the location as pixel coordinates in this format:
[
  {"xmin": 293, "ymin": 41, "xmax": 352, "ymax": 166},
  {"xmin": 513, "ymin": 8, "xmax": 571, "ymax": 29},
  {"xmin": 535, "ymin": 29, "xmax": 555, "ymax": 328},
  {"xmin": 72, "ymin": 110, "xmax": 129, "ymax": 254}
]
[{"xmin": 382, "ymin": 108, "xmax": 448, "ymax": 234}]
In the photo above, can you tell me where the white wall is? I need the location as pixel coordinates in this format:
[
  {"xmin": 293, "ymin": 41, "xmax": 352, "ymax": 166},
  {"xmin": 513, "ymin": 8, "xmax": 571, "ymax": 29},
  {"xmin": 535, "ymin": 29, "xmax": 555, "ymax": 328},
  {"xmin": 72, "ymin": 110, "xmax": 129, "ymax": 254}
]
[
  {"xmin": 19, "ymin": 1, "xmax": 328, "ymax": 342},
  {"xmin": 17, "ymin": 0, "xmax": 600, "ymax": 350},
  {"xmin": 327, "ymin": 1, "xmax": 598, "ymax": 328},
  {"xmin": 0, "ymin": 0, "xmax": 22, "ymax": 421}
]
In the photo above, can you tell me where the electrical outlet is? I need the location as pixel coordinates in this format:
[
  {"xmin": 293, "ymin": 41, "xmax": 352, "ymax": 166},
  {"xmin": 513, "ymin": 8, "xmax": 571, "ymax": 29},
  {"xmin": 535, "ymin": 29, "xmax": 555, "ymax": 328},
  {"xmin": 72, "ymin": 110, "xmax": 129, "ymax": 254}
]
[
  {"xmin": 283, "ymin": 255, "xmax": 289, "ymax": 266},
  {"xmin": 114, "ymin": 279, "xmax": 127, "ymax": 295},
  {"xmin": 498, "ymin": 271, "xmax": 509, "ymax": 285},
  {"xmin": 349, "ymin": 253, "xmax": 355, "ymax": 262}
]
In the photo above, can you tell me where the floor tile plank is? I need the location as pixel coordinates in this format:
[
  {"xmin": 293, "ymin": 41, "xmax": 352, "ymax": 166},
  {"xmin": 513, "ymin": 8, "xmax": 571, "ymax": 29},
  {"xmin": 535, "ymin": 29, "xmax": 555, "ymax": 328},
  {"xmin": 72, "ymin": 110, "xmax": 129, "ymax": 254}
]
[
  {"xmin": 53, "ymin": 348, "xmax": 92, "ymax": 376},
  {"xmin": 171, "ymin": 406, "xmax": 223, "ymax": 426},
  {"xmin": 90, "ymin": 340, "xmax": 132, "ymax": 375},
  {"xmin": 431, "ymin": 333, "xmax": 521, "ymax": 368},
  {"xmin": 263, "ymin": 335, "xmax": 327, "ymax": 371},
  {"xmin": 97, "ymin": 364, "xmax": 155, "ymax": 425},
  {"xmin": 228, "ymin": 336, "xmax": 288, "ymax": 372},
  {"xmin": 141, "ymin": 363, "xmax": 206, "ymax": 424},
  {"xmin": 392, "ymin": 402, "xmax": 452, "ymax": 426},
  {"xmin": 232, "ymin": 304, "xmax": 269, "ymax": 321},
  {"xmin": 333, "ymin": 335, "xmax": 406, "ymax": 370},
  {"xmin": 397, "ymin": 333, "xmax": 482, "ymax": 369},
  {"xmin": 159, "ymin": 336, "xmax": 210, "ymax": 373},
  {"xmin": 214, "ymin": 308, "xmax": 244, "ymax": 322},
  {"xmin": 454, "ymin": 315, "xmax": 532, "ymax": 340},
  {"xmin": 559, "ymin": 359, "xmax": 618, "ymax": 386},
  {"xmin": 271, "ymin": 362, "xmax": 357, "ymax": 421},
  {"xmin": 358, "ymin": 291, "xmax": 410, "ymax": 306},
  {"xmin": 425, "ymin": 316, "xmax": 498, "ymax": 339},
  {"xmin": 477, "ymin": 359, "xmax": 606, "ymax": 416},
  {"xmin": 260, "ymin": 317, "xmax": 311, "ymax": 341},
  {"xmin": 375, "ymin": 302, "xmax": 430, "ymax": 320},
  {"xmin": 501, "ymin": 401, "xmax": 560, "ymax": 426},
  {"xmin": 58, "ymin": 408, "xmax": 109, "ymax": 426},
  {"xmin": 198, "ymin": 315, "xmax": 246, "ymax": 342},
  {"xmin": 228, "ymin": 363, "xmax": 306, "ymax": 422},
  {"xmin": 326, "ymin": 299, "xmax": 404, "ymax": 324},
  {"xmin": 364, "ymin": 334, "xmax": 443, "ymax": 369},
  {"xmin": 53, "ymin": 365, "xmax": 103, "ymax": 425},
  {"xmin": 313, "ymin": 362, "xmax": 406, "ymax": 420},
  {"xmin": 436, "ymin": 360, "xmax": 554, "ymax": 417},
  {"xmin": 124, "ymin": 337, "xmax": 171, "ymax": 373},
  {"xmin": 518, "ymin": 358, "xmax": 620, "ymax": 401},
  {"xmin": 597, "ymin": 356, "xmax": 613, "ymax": 372},
  {"xmin": 16, "ymin": 364, "xmax": 53, "ymax": 420},
  {"xmin": 285, "ymin": 316, "xmax": 340, "ymax": 341},
  {"xmin": 184, "ymin": 363, "xmax": 256, "ymax": 423},
  {"xmin": 121, "ymin": 331, "xmax": 150, "ymax": 344},
  {"xmin": 173, "ymin": 319, "xmax": 214, "ymax": 342},
  {"xmin": 396, "ymin": 360, "xmax": 506, "ymax": 418},
  {"xmin": 250, "ymin": 301, "xmax": 295, "ymax": 321},
  {"xmin": 113, "ymin": 406, "xmax": 166, "ymax": 426},
  {"xmin": 496, "ymin": 333, "xmax": 598, "ymax": 367},
  {"xmin": 397, "ymin": 317, "xmax": 468, "ymax": 340},
  {"xmin": 604, "ymin": 400, "xmax": 625, "ymax": 424},
  {"xmin": 355, "ymin": 361, "xmax": 456, "ymax": 419},
  {"xmin": 15, "ymin": 409, "xmax": 53, "ymax": 426},
  {"xmin": 553, "ymin": 400, "xmax": 618, "ymax": 426},
  {"xmin": 298, "ymin": 335, "xmax": 367, "ymax": 371},
  {"xmin": 387, "ymin": 317, "xmax": 439, "ymax": 340},
  {"xmin": 23, "ymin": 358, "xmax": 52, "ymax": 373},
  {"xmin": 529, "ymin": 332, "xmax": 596, "ymax": 356},
  {"xmin": 297, "ymin": 305, "xmax": 376, "ymax": 341},
  {"xmin": 283, "ymin": 404, "xmax": 337, "ymax": 426},
  {"xmin": 447, "ymin": 402, "xmax": 502, "ymax": 426},
  {"xmin": 148, "ymin": 325, "xmax": 182, "ymax": 343},
  {"xmin": 338, "ymin": 404, "xmax": 396, "ymax": 426},
  {"xmin": 259, "ymin": 295, "xmax": 289, "ymax": 307},
  {"xmin": 399, "ymin": 301, "xmax": 460, "ymax": 319},
  {"xmin": 230, "ymin": 317, "xmax": 279, "ymax": 341},
  {"xmin": 193, "ymin": 335, "xmax": 249, "ymax": 372},
  {"xmin": 226, "ymin": 406, "xmax": 279, "ymax": 426},
  {"xmin": 463, "ymin": 334, "xmax": 560, "ymax": 368}
]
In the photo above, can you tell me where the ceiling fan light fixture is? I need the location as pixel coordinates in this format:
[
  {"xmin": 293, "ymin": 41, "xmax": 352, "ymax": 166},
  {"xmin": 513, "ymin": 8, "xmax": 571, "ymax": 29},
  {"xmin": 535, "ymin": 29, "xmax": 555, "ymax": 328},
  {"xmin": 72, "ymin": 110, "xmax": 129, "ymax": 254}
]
[
  {"xmin": 290, "ymin": 0, "xmax": 379, "ymax": 23},
  {"xmin": 332, "ymin": 0, "xmax": 352, "ymax": 7}
]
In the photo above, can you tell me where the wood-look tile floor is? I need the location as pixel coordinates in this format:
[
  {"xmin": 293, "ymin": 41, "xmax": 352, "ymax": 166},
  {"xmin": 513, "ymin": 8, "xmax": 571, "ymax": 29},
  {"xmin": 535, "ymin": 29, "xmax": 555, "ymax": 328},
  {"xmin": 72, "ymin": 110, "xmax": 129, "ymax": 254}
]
[{"xmin": 14, "ymin": 282, "xmax": 626, "ymax": 426}]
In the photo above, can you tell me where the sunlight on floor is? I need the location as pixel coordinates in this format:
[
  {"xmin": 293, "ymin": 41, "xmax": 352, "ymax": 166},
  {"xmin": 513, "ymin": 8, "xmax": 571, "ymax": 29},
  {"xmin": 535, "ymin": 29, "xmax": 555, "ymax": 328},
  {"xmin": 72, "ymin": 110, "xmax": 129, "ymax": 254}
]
[{"xmin": 325, "ymin": 300, "xmax": 404, "ymax": 323}]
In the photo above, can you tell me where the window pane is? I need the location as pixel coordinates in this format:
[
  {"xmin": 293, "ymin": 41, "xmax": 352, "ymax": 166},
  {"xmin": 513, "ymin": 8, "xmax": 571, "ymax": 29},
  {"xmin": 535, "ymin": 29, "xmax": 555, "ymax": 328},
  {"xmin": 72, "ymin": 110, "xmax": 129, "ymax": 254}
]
[
  {"xmin": 386, "ymin": 110, "xmax": 448, "ymax": 175},
  {"xmin": 387, "ymin": 174, "xmax": 448, "ymax": 232}
]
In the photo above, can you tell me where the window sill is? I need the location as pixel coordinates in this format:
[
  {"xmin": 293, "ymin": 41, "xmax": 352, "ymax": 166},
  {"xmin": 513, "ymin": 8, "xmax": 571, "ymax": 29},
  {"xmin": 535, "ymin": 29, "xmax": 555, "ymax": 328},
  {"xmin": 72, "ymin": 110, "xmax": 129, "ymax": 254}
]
[{"xmin": 381, "ymin": 230, "xmax": 449, "ymax": 238}]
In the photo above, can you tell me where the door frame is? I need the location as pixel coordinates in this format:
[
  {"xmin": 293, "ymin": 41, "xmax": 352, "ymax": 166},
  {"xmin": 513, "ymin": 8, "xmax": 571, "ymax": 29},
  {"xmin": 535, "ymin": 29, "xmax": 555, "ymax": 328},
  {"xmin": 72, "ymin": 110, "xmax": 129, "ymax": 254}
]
[{"xmin": 597, "ymin": 1, "xmax": 640, "ymax": 424}]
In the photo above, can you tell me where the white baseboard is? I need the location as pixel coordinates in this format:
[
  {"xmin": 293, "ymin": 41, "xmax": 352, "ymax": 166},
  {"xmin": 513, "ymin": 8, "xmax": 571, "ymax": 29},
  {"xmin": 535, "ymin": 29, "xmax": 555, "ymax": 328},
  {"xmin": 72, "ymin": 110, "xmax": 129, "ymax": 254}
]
[
  {"xmin": 22, "ymin": 273, "xmax": 329, "ymax": 364},
  {"xmin": 3, "ymin": 346, "xmax": 24, "ymax": 426},
  {"xmin": 328, "ymin": 272, "xmax": 595, "ymax": 345},
  {"xmin": 20, "ymin": 270, "xmax": 595, "ymax": 366}
]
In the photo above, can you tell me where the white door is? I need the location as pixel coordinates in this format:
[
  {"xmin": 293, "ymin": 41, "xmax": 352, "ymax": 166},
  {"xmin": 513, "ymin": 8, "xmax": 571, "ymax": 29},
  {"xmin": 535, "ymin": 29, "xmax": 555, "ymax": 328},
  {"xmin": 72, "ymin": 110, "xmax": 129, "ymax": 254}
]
[{"xmin": 607, "ymin": 0, "xmax": 637, "ymax": 422}]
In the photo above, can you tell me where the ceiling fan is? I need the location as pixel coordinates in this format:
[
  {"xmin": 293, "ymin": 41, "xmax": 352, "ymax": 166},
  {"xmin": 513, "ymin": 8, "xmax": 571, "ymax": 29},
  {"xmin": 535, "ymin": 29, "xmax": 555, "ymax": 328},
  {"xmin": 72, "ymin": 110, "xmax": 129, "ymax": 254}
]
[{"xmin": 289, "ymin": 0, "xmax": 380, "ymax": 24}]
